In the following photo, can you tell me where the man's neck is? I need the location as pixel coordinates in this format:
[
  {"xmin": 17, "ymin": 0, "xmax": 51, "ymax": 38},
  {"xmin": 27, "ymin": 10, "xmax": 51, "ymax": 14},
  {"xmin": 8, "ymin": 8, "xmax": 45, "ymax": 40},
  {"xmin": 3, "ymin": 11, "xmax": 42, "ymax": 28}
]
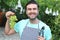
[{"xmin": 29, "ymin": 18, "xmax": 39, "ymax": 24}]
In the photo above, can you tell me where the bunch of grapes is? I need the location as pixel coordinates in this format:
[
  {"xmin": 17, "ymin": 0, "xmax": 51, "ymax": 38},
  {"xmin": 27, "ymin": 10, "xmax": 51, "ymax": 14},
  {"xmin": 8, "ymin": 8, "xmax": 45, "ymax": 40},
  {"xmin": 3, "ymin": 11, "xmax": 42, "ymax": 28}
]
[{"xmin": 10, "ymin": 15, "xmax": 18, "ymax": 29}]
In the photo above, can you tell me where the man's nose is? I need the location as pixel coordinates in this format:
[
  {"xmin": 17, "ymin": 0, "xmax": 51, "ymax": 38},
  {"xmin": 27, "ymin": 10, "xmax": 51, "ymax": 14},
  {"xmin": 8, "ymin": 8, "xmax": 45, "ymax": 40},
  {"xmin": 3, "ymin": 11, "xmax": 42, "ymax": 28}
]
[{"xmin": 31, "ymin": 9, "xmax": 34, "ymax": 12}]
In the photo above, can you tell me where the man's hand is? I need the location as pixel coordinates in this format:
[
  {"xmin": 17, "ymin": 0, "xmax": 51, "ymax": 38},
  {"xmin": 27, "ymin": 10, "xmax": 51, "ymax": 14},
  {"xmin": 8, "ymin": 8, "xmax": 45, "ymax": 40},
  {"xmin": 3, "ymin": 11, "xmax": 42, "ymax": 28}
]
[
  {"xmin": 5, "ymin": 11, "xmax": 15, "ymax": 20},
  {"xmin": 38, "ymin": 36, "xmax": 45, "ymax": 40},
  {"xmin": 5, "ymin": 11, "xmax": 16, "ymax": 35}
]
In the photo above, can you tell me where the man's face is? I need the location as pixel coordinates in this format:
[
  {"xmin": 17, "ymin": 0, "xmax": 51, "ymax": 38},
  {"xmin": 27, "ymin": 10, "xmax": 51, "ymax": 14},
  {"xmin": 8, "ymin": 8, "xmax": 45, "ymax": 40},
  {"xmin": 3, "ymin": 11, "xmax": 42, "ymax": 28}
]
[{"xmin": 26, "ymin": 4, "xmax": 39, "ymax": 20}]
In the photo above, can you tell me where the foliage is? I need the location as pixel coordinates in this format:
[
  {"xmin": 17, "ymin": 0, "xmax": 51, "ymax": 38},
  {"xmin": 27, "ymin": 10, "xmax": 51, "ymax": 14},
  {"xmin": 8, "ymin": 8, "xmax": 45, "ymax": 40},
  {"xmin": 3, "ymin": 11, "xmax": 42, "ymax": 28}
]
[{"xmin": 4, "ymin": 0, "xmax": 18, "ymax": 8}]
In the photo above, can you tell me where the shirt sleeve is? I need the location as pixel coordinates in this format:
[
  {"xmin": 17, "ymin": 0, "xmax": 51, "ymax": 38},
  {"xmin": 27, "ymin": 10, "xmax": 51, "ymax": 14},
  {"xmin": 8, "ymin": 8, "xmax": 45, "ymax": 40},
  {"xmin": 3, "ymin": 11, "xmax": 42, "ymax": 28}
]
[
  {"xmin": 14, "ymin": 20, "xmax": 22, "ymax": 32},
  {"xmin": 14, "ymin": 23, "xmax": 19, "ymax": 32},
  {"xmin": 14, "ymin": 19, "xmax": 27, "ymax": 33},
  {"xmin": 44, "ymin": 26, "xmax": 52, "ymax": 40}
]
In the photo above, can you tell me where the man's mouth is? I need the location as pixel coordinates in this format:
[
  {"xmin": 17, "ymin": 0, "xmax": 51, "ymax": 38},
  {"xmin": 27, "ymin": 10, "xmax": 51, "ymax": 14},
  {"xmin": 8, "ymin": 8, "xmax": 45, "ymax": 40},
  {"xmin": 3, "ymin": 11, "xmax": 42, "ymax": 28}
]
[{"xmin": 29, "ymin": 13, "xmax": 36, "ymax": 15}]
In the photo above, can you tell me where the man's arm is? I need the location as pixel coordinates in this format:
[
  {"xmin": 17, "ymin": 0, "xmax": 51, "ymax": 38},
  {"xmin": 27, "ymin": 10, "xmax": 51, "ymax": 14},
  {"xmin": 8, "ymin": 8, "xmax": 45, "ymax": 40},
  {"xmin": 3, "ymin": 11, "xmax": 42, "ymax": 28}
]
[{"xmin": 4, "ymin": 11, "xmax": 16, "ymax": 35}]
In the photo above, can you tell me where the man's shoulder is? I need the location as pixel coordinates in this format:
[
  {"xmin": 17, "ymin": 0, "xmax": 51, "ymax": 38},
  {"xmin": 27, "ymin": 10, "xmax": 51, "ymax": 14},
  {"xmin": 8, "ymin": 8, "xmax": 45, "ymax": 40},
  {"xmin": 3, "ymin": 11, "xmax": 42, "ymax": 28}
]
[
  {"xmin": 39, "ymin": 20, "xmax": 51, "ymax": 32},
  {"xmin": 14, "ymin": 19, "xmax": 29, "ymax": 30},
  {"xmin": 39, "ymin": 20, "xmax": 49, "ymax": 27}
]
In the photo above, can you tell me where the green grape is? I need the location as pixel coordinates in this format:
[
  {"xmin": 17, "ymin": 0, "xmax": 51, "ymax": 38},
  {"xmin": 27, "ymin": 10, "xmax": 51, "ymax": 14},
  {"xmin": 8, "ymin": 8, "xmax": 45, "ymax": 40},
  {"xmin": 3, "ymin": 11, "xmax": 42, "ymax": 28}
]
[{"xmin": 10, "ymin": 15, "xmax": 18, "ymax": 29}]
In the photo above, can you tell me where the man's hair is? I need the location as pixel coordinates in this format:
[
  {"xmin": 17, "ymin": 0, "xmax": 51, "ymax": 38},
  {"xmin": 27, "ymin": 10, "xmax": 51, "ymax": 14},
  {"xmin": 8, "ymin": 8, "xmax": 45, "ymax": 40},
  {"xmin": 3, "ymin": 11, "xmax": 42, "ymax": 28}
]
[{"xmin": 25, "ymin": 0, "xmax": 39, "ymax": 10}]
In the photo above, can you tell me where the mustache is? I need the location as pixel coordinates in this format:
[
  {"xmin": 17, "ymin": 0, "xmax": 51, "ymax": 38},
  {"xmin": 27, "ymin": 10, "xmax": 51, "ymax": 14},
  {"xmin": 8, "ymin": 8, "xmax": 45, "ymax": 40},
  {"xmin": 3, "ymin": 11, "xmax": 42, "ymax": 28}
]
[{"xmin": 29, "ymin": 13, "xmax": 36, "ymax": 15}]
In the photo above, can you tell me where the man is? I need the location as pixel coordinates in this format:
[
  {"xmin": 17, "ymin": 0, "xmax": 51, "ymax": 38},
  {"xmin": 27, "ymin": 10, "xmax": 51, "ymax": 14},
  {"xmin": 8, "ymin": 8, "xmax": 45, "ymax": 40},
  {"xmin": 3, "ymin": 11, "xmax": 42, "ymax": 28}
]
[{"xmin": 5, "ymin": 0, "xmax": 52, "ymax": 40}]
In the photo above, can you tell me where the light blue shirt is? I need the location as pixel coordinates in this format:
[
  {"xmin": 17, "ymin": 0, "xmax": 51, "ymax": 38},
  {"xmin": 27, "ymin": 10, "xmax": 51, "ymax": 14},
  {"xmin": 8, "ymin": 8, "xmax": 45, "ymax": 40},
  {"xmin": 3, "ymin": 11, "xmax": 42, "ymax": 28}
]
[{"xmin": 14, "ymin": 19, "xmax": 52, "ymax": 40}]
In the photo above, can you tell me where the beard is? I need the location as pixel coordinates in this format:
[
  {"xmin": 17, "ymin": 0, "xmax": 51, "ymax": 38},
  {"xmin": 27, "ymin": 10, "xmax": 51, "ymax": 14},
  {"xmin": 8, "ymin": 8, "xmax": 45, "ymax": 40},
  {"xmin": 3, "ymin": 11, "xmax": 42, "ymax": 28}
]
[{"xmin": 29, "ymin": 17, "xmax": 36, "ymax": 20}]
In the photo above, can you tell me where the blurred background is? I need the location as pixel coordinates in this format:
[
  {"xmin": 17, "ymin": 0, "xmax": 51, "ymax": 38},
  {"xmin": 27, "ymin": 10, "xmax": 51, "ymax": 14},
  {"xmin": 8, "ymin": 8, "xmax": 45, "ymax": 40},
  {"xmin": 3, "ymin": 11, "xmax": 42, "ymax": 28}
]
[{"xmin": 0, "ymin": 0, "xmax": 60, "ymax": 40}]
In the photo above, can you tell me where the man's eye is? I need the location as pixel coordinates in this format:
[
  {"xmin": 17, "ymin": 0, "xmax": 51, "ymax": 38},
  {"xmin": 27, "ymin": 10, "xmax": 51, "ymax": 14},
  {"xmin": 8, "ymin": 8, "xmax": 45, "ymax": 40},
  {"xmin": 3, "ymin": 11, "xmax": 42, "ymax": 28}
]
[
  {"xmin": 28, "ymin": 8, "xmax": 31, "ymax": 10},
  {"xmin": 33, "ymin": 8, "xmax": 37, "ymax": 10}
]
